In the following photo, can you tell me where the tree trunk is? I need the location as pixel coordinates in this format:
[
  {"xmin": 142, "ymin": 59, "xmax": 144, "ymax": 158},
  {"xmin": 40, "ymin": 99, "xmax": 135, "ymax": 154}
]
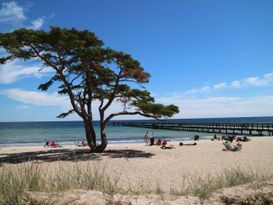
[
  {"xmin": 96, "ymin": 122, "xmax": 108, "ymax": 152},
  {"xmin": 95, "ymin": 109, "xmax": 108, "ymax": 152},
  {"xmin": 83, "ymin": 117, "xmax": 108, "ymax": 153},
  {"xmin": 83, "ymin": 120, "xmax": 97, "ymax": 152}
]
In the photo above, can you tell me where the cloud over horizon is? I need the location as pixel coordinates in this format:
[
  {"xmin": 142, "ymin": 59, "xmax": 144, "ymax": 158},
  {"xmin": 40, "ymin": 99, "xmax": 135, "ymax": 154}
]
[
  {"xmin": 0, "ymin": 88, "xmax": 130, "ymax": 120},
  {"xmin": 1, "ymin": 54, "xmax": 273, "ymax": 119},
  {"xmin": 1, "ymin": 86, "xmax": 273, "ymax": 120},
  {"xmin": 186, "ymin": 71, "xmax": 273, "ymax": 95},
  {"xmin": 156, "ymin": 94, "xmax": 273, "ymax": 118}
]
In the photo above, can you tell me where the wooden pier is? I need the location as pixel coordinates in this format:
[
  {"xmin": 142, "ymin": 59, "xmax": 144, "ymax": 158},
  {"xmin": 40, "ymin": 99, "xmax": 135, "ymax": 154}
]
[{"xmin": 114, "ymin": 121, "xmax": 273, "ymax": 136}]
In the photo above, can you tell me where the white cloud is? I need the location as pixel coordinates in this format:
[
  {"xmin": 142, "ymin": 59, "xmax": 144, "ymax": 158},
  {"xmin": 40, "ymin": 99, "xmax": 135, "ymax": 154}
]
[
  {"xmin": 157, "ymin": 94, "xmax": 273, "ymax": 118},
  {"xmin": 186, "ymin": 86, "xmax": 211, "ymax": 95},
  {"xmin": 0, "ymin": 1, "xmax": 47, "ymax": 30},
  {"xmin": 242, "ymin": 72, "xmax": 273, "ymax": 87},
  {"xmin": 0, "ymin": 60, "xmax": 53, "ymax": 84},
  {"xmin": 0, "ymin": 88, "xmax": 131, "ymax": 120},
  {"xmin": 0, "ymin": 1, "xmax": 26, "ymax": 24},
  {"xmin": 185, "ymin": 71, "xmax": 273, "ymax": 96},
  {"xmin": 27, "ymin": 17, "xmax": 45, "ymax": 30},
  {"xmin": 244, "ymin": 77, "xmax": 265, "ymax": 86},
  {"xmin": 0, "ymin": 89, "xmax": 69, "ymax": 107},
  {"xmin": 159, "ymin": 71, "xmax": 273, "ymax": 118},
  {"xmin": 1, "ymin": 87, "xmax": 273, "ymax": 120},
  {"xmin": 213, "ymin": 82, "xmax": 227, "ymax": 90},
  {"xmin": 230, "ymin": 80, "xmax": 241, "ymax": 88},
  {"xmin": 1, "ymin": 69, "xmax": 273, "ymax": 120},
  {"xmin": 228, "ymin": 72, "xmax": 273, "ymax": 88},
  {"xmin": 264, "ymin": 72, "xmax": 273, "ymax": 82}
]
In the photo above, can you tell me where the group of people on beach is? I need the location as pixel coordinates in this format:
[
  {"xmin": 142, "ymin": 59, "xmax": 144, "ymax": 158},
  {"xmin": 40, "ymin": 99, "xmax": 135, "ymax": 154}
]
[
  {"xmin": 211, "ymin": 134, "xmax": 250, "ymax": 142},
  {"xmin": 44, "ymin": 132, "xmax": 249, "ymax": 151},
  {"xmin": 144, "ymin": 131, "xmax": 197, "ymax": 149},
  {"xmin": 144, "ymin": 131, "xmax": 173, "ymax": 148},
  {"xmin": 211, "ymin": 134, "xmax": 251, "ymax": 151},
  {"xmin": 44, "ymin": 140, "xmax": 88, "ymax": 148},
  {"xmin": 144, "ymin": 131, "xmax": 250, "ymax": 151}
]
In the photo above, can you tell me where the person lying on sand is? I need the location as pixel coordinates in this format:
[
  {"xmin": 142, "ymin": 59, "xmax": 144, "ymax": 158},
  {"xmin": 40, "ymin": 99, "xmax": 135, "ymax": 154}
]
[
  {"xmin": 161, "ymin": 140, "xmax": 175, "ymax": 149},
  {"xmin": 44, "ymin": 141, "xmax": 61, "ymax": 148},
  {"xmin": 75, "ymin": 141, "xmax": 88, "ymax": 147},
  {"xmin": 179, "ymin": 142, "xmax": 197, "ymax": 146},
  {"xmin": 236, "ymin": 135, "xmax": 251, "ymax": 142}
]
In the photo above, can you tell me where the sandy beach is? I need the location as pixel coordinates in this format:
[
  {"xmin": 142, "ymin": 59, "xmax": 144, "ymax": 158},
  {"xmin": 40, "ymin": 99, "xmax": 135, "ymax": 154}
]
[{"xmin": 1, "ymin": 137, "xmax": 273, "ymax": 192}]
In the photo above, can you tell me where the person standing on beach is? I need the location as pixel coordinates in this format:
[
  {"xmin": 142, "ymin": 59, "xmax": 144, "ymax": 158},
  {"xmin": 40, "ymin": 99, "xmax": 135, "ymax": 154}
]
[
  {"xmin": 144, "ymin": 131, "xmax": 149, "ymax": 145},
  {"xmin": 150, "ymin": 131, "xmax": 155, "ymax": 145}
]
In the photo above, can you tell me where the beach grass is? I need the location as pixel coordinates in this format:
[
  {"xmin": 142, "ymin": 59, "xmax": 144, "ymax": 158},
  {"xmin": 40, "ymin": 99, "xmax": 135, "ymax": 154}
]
[
  {"xmin": 0, "ymin": 163, "xmax": 272, "ymax": 205},
  {"xmin": 170, "ymin": 166, "xmax": 272, "ymax": 199},
  {"xmin": 0, "ymin": 163, "xmax": 121, "ymax": 205}
]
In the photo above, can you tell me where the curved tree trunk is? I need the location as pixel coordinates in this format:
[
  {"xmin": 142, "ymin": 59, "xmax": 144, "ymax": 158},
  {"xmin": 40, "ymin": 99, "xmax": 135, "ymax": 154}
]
[
  {"xmin": 83, "ymin": 116, "xmax": 107, "ymax": 153},
  {"xmin": 96, "ymin": 121, "xmax": 108, "ymax": 152},
  {"xmin": 83, "ymin": 120, "xmax": 97, "ymax": 152},
  {"xmin": 95, "ymin": 109, "xmax": 108, "ymax": 152}
]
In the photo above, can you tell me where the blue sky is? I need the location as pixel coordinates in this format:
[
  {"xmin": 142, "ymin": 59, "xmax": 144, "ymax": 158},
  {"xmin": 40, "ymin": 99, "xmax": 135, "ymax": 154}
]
[{"xmin": 0, "ymin": 0, "xmax": 273, "ymax": 121}]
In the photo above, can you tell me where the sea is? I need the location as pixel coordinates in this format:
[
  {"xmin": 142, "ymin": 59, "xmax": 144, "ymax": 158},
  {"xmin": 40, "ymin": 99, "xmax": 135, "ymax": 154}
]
[{"xmin": 0, "ymin": 116, "xmax": 273, "ymax": 147}]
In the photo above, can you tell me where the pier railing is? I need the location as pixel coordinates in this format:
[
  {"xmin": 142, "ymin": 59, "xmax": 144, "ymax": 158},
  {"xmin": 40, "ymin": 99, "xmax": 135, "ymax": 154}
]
[{"xmin": 114, "ymin": 121, "xmax": 273, "ymax": 136}]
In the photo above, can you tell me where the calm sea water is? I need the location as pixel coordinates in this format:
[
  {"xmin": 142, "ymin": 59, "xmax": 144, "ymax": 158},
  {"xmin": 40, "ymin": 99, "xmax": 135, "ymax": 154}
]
[{"xmin": 0, "ymin": 116, "xmax": 273, "ymax": 147}]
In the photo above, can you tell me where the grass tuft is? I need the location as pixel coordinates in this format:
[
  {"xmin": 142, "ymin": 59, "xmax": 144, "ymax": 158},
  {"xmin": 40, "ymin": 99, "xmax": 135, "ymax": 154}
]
[
  {"xmin": 171, "ymin": 166, "xmax": 273, "ymax": 199},
  {"xmin": 0, "ymin": 163, "xmax": 121, "ymax": 205},
  {"xmin": 0, "ymin": 163, "xmax": 44, "ymax": 205}
]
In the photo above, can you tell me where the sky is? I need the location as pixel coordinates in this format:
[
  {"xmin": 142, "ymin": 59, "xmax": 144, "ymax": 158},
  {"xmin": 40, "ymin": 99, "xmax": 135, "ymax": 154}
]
[{"xmin": 0, "ymin": 0, "xmax": 273, "ymax": 121}]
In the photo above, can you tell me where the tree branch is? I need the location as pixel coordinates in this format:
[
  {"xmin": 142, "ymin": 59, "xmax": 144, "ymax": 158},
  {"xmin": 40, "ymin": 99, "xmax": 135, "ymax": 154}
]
[
  {"xmin": 99, "ymin": 99, "xmax": 104, "ymax": 111},
  {"xmin": 70, "ymin": 74, "xmax": 82, "ymax": 84},
  {"xmin": 56, "ymin": 109, "xmax": 74, "ymax": 118},
  {"xmin": 119, "ymin": 79, "xmax": 145, "ymax": 88},
  {"xmin": 104, "ymin": 111, "xmax": 155, "ymax": 124},
  {"xmin": 28, "ymin": 44, "xmax": 84, "ymax": 117},
  {"xmin": 101, "ymin": 70, "xmax": 122, "ymax": 112}
]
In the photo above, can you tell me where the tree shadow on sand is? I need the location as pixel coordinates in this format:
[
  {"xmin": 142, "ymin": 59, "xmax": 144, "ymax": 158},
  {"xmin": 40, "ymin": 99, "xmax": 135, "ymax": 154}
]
[{"xmin": 0, "ymin": 148, "xmax": 155, "ymax": 165}]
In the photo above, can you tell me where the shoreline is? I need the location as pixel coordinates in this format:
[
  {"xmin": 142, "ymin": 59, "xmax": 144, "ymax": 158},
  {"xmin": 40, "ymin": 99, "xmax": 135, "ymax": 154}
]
[
  {"xmin": 0, "ymin": 134, "xmax": 267, "ymax": 148},
  {"xmin": 0, "ymin": 135, "xmax": 271, "ymax": 152}
]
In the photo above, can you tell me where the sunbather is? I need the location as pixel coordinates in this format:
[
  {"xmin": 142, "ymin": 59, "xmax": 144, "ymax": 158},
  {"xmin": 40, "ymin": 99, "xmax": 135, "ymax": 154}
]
[
  {"xmin": 52, "ymin": 141, "xmax": 61, "ymax": 148},
  {"xmin": 44, "ymin": 141, "xmax": 61, "ymax": 148},
  {"xmin": 179, "ymin": 142, "xmax": 197, "ymax": 146},
  {"xmin": 75, "ymin": 141, "xmax": 88, "ymax": 147},
  {"xmin": 156, "ymin": 138, "xmax": 162, "ymax": 145},
  {"xmin": 236, "ymin": 135, "xmax": 250, "ymax": 142},
  {"xmin": 44, "ymin": 140, "xmax": 52, "ymax": 148},
  {"xmin": 161, "ymin": 140, "xmax": 175, "ymax": 149}
]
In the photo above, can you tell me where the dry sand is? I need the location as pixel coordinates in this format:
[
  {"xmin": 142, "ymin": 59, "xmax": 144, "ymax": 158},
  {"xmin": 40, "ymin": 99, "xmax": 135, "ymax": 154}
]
[
  {"xmin": 1, "ymin": 137, "xmax": 273, "ymax": 192},
  {"xmin": 29, "ymin": 179, "xmax": 273, "ymax": 205}
]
